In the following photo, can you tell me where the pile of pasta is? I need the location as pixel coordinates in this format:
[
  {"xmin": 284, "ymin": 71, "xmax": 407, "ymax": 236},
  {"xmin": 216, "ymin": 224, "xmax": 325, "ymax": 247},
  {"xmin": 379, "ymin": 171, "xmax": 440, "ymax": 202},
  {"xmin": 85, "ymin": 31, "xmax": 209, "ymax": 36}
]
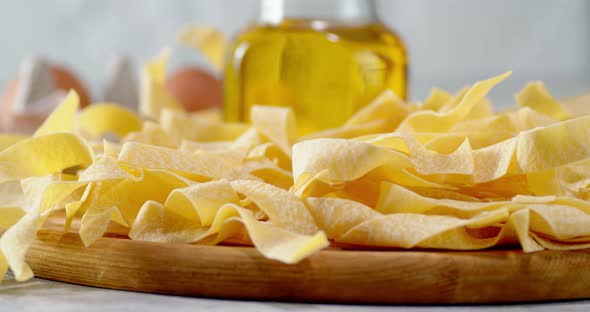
[{"xmin": 1, "ymin": 53, "xmax": 590, "ymax": 283}]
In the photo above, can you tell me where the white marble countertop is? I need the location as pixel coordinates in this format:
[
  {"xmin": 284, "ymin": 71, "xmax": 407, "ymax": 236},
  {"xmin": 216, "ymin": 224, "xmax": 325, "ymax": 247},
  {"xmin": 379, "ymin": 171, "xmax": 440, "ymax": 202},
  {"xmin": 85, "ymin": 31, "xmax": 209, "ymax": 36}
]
[{"xmin": 1, "ymin": 272, "xmax": 590, "ymax": 312}]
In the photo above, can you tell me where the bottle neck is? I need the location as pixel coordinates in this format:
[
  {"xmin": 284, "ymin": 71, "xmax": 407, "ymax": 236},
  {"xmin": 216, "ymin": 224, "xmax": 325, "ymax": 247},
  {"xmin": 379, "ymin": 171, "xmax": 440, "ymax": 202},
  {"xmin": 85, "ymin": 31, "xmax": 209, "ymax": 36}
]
[{"xmin": 259, "ymin": 0, "xmax": 379, "ymax": 26}]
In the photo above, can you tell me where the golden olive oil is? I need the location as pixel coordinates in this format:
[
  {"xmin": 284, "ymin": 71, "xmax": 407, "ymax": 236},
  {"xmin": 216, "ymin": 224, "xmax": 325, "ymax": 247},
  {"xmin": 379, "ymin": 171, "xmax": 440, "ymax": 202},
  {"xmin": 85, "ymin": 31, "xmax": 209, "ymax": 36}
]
[{"xmin": 224, "ymin": 19, "xmax": 408, "ymax": 135}]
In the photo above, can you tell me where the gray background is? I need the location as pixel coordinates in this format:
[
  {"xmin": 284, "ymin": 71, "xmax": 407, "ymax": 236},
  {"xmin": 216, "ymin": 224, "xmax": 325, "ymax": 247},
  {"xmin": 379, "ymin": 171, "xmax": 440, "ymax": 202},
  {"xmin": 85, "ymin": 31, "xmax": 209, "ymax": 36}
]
[{"xmin": 0, "ymin": 0, "xmax": 589, "ymax": 106}]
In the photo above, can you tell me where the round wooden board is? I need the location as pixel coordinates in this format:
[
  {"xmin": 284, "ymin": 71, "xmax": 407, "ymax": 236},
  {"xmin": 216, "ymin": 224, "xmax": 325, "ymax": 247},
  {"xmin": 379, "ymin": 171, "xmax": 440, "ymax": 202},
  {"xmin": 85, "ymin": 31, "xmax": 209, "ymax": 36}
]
[{"xmin": 25, "ymin": 228, "xmax": 590, "ymax": 304}]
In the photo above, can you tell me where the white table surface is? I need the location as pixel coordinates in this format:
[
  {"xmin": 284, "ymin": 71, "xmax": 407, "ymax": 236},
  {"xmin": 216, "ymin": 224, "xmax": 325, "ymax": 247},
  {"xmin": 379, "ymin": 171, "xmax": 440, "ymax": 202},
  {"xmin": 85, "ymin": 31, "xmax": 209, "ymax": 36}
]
[{"xmin": 1, "ymin": 272, "xmax": 590, "ymax": 312}]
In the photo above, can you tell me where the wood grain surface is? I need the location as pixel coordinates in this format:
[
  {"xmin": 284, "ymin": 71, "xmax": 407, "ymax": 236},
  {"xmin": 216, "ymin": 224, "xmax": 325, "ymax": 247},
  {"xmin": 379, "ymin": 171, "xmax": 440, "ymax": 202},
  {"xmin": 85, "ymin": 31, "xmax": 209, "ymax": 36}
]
[{"xmin": 19, "ymin": 217, "xmax": 590, "ymax": 304}]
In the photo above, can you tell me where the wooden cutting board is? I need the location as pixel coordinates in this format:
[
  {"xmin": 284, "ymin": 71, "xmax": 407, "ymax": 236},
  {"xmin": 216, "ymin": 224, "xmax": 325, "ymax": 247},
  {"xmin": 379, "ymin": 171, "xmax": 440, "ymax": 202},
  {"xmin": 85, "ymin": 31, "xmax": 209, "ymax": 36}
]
[{"xmin": 20, "ymin": 215, "xmax": 590, "ymax": 304}]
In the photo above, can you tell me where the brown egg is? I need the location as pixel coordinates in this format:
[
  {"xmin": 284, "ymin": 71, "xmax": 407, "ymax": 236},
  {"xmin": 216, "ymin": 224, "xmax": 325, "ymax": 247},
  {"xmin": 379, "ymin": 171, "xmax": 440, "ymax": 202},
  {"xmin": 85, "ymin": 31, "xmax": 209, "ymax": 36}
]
[
  {"xmin": 0, "ymin": 63, "xmax": 90, "ymax": 132},
  {"xmin": 0, "ymin": 64, "xmax": 90, "ymax": 109},
  {"xmin": 0, "ymin": 77, "xmax": 58, "ymax": 132},
  {"xmin": 0, "ymin": 78, "xmax": 19, "ymax": 131},
  {"xmin": 50, "ymin": 64, "xmax": 91, "ymax": 108},
  {"xmin": 166, "ymin": 66, "xmax": 222, "ymax": 112}
]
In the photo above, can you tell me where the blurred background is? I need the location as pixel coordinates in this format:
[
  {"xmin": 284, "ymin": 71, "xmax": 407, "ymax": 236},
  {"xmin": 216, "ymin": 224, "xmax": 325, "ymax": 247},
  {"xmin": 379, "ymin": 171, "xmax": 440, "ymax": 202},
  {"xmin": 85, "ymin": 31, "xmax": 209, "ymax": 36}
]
[{"xmin": 0, "ymin": 0, "xmax": 589, "ymax": 107}]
